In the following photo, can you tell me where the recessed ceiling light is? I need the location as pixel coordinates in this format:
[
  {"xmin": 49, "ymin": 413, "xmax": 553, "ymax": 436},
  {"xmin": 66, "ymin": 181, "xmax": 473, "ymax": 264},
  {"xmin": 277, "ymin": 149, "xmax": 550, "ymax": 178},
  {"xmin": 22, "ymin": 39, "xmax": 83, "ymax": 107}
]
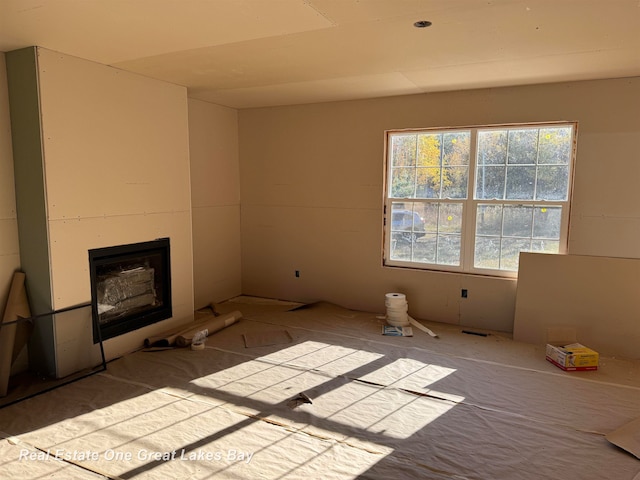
[{"xmin": 413, "ymin": 20, "xmax": 432, "ymax": 28}]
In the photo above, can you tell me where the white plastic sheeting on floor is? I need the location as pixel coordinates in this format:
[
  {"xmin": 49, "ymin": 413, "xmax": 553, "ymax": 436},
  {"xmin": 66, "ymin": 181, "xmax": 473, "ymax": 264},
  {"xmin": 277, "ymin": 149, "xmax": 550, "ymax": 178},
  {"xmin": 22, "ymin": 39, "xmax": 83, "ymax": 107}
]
[{"xmin": 0, "ymin": 300, "xmax": 639, "ymax": 479}]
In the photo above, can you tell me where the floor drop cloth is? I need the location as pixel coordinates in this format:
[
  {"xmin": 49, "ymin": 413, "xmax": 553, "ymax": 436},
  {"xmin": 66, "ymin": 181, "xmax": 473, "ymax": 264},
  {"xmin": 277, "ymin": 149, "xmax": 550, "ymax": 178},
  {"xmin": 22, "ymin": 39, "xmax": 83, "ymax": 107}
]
[{"xmin": 0, "ymin": 299, "xmax": 638, "ymax": 479}]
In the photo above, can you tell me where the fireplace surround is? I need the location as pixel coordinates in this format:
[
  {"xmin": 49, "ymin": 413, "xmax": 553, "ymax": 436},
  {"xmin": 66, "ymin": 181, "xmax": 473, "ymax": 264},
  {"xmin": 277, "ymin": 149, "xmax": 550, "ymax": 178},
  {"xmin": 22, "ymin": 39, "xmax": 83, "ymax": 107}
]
[
  {"xmin": 89, "ymin": 238, "xmax": 172, "ymax": 343},
  {"xmin": 5, "ymin": 47, "xmax": 194, "ymax": 379}
]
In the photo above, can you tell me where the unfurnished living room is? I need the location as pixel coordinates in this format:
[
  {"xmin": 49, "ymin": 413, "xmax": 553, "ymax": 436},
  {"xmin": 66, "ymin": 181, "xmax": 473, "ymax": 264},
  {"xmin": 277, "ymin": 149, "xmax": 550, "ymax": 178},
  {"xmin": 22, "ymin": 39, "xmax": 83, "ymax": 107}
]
[{"xmin": 0, "ymin": 1, "xmax": 639, "ymax": 479}]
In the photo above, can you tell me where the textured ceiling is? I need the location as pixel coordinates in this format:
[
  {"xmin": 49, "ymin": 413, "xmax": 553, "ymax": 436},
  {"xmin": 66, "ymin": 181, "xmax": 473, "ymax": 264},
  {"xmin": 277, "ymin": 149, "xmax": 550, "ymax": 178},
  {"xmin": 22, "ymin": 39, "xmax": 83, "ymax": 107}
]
[{"xmin": 1, "ymin": 0, "xmax": 639, "ymax": 108}]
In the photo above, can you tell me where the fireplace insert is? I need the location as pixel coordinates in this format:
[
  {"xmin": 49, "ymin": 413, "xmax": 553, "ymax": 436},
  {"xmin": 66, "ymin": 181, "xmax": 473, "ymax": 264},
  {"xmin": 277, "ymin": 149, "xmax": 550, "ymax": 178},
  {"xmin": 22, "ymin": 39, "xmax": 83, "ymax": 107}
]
[{"xmin": 89, "ymin": 238, "xmax": 172, "ymax": 343}]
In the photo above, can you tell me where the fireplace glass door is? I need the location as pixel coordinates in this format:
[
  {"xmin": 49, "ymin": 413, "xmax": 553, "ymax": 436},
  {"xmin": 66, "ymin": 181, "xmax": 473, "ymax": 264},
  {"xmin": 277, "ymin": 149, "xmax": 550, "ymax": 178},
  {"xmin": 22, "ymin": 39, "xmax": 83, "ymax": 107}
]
[{"xmin": 89, "ymin": 238, "xmax": 172, "ymax": 342}]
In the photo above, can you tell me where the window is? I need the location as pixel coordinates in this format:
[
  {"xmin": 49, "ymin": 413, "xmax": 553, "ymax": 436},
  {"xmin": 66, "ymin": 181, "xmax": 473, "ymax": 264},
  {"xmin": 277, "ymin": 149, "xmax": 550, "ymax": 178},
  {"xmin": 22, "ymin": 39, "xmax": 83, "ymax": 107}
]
[{"xmin": 383, "ymin": 123, "xmax": 575, "ymax": 276}]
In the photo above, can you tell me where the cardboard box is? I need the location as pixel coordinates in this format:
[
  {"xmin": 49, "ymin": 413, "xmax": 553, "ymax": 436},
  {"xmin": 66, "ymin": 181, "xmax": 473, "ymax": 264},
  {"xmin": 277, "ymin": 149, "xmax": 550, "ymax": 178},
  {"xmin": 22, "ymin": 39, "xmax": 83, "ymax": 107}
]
[{"xmin": 545, "ymin": 343, "xmax": 599, "ymax": 371}]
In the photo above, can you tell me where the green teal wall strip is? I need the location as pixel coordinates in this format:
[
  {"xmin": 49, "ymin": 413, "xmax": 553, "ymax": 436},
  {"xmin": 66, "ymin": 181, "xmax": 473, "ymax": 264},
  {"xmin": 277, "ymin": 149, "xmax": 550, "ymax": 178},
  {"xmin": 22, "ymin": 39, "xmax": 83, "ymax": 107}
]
[{"xmin": 5, "ymin": 47, "xmax": 56, "ymax": 377}]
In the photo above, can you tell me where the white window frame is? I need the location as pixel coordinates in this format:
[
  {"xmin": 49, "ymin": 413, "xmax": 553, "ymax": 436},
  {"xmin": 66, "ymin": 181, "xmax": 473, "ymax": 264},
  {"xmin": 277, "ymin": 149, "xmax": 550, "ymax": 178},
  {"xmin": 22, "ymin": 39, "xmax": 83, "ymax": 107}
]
[{"xmin": 382, "ymin": 122, "xmax": 577, "ymax": 277}]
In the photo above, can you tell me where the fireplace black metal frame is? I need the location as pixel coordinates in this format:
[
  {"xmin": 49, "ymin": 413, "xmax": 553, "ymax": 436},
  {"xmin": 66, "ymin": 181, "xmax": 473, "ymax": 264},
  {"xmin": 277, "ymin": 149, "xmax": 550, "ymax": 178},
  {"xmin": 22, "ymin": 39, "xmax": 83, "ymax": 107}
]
[{"xmin": 89, "ymin": 238, "xmax": 172, "ymax": 343}]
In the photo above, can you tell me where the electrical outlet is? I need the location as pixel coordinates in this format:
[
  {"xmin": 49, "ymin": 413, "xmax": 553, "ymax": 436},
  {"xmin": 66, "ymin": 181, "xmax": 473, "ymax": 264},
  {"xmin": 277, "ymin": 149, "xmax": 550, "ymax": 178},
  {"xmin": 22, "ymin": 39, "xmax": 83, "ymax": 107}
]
[{"xmin": 461, "ymin": 289, "xmax": 468, "ymax": 298}]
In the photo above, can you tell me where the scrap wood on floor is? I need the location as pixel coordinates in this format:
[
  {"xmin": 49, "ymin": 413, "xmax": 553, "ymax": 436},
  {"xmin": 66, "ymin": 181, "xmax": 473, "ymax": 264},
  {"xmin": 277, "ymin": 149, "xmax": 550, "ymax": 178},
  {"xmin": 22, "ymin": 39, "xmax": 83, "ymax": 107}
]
[{"xmin": 0, "ymin": 298, "xmax": 639, "ymax": 480}]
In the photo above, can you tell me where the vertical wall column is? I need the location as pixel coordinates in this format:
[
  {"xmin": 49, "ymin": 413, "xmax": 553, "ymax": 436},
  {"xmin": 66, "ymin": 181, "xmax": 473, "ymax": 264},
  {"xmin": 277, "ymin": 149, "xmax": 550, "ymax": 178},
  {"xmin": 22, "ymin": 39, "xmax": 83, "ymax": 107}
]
[{"xmin": 5, "ymin": 47, "xmax": 56, "ymax": 376}]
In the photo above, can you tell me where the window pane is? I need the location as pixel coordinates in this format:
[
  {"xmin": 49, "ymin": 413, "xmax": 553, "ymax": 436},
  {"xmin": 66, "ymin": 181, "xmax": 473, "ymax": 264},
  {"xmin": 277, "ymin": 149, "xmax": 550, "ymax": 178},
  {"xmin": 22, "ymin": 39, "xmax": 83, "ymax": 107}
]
[
  {"xmin": 533, "ymin": 206, "xmax": 562, "ymax": 239},
  {"xmin": 475, "ymin": 165, "xmax": 505, "ymax": 199},
  {"xmin": 473, "ymin": 204, "xmax": 561, "ymax": 271},
  {"xmin": 421, "ymin": 202, "xmax": 439, "ymax": 233},
  {"xmin": 538, "ymin": 127, "xmax": 572, "ymax": 165},
  {"xmin": 507, "ymin": 129, "xmax": 537, "ymax": 164},
  {"xmin": 414, "ymin": 234, "xmax": 436, "ymax": 263},
  {"xmin": 438, "ymin": 203, "xmax": 463, "ymax": 233},
  {"xmin": 389, "ymin": 200, "xmax": 428, "ymax": 262},
  {"xmin": 417, "ymin": 133, "xmax": 442, "ymax": 167},
  {"xmin": 536, "ymin": 165, "xmax": 569, "ymax": 200},
  {"xmin": 389, "ymin": 131, "xmax": 471, "ymax": 200},
  {"xmin": 531, "ymin": 239, "xmax": 560, "ymax": 253},
  {"xmin": 505, "ymin": 166, "xmax": 535, "ymax": 199},
  {"xmin": 392, "ymin": 212, "xmax": 411, "ymax": 231},
  {"xmin": 503, "ymin": 205, "xmax": 533, "ymax": 237},
  {"xmin": 478, "ymin": 130, "xmax": 507, "ymax": 165},
  {"xmin": 474, "ymin": 236, "xmax": 501, "ymax": 269},
  {"xmin": 476, "ymin": 204, "xmax": 503, "ymax": 236},
  {"xmin": 437, "ymin": 235, "xmax": 461, "ymax": 265},
  {"xmin": 391, "ymin": 135, "xmax": 416, "ymax": 166},
  {"xmin": 391, "ymin": 203, "xmax": 425, "ymax": 236},
  {"xmin": 500, "ymin": 238, "xmax": 531, "ymax": 271},
  {"xmin": 443, "ymin": 131, "xmax": 470, "ymax": 165},
  {"xmin": 388, "ymin": 202, "xmax": 462, "ymax": 267},
  {"xmin": 441, "ymin": 166, "xmax": 468, "ymax": 199},
  {"xmin": 390, "ymin": 167, "xmax": 416, "ymax": 198},
  {"xmin": 390, "ymin": 232, "xmax": 412, "ymax": 261},
  {"xmin": 415, "ymin": 167, "xmax": 441, "ymax": 198}
]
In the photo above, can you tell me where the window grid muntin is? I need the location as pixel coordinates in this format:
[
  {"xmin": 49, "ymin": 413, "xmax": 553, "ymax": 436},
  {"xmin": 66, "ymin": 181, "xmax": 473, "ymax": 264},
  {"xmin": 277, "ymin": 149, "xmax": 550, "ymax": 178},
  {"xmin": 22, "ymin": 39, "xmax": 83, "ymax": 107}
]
[
  {"xmin": 388, "ymin": 129, "xmax": 470, "ymax": 201},
  {"xmin": 475, "ymin": 125, "xmax": 573, "ymax": 202},
  {"xmin": 472, "ymin": 200, "xmax": 565, "ymax": 271},
  {"xmin": 387, "ymin": 200, "xmax": 465, "ymax": 267}
]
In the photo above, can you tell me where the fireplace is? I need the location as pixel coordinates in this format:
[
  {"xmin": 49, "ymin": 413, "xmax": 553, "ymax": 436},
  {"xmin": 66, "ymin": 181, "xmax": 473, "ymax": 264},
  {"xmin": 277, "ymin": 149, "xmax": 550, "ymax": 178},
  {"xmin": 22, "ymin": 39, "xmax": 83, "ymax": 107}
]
[{"xmin": 89, "ymin": 238, "xmax": 172, "ymax": 343}]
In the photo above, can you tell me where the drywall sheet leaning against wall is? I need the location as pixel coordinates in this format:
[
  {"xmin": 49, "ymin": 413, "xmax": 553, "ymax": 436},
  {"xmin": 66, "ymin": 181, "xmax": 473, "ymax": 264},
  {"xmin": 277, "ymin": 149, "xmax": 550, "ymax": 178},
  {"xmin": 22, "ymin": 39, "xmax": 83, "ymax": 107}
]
[{"xmin": 513, "ymin": 253, "xmax": 640, "ymax": 360}]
